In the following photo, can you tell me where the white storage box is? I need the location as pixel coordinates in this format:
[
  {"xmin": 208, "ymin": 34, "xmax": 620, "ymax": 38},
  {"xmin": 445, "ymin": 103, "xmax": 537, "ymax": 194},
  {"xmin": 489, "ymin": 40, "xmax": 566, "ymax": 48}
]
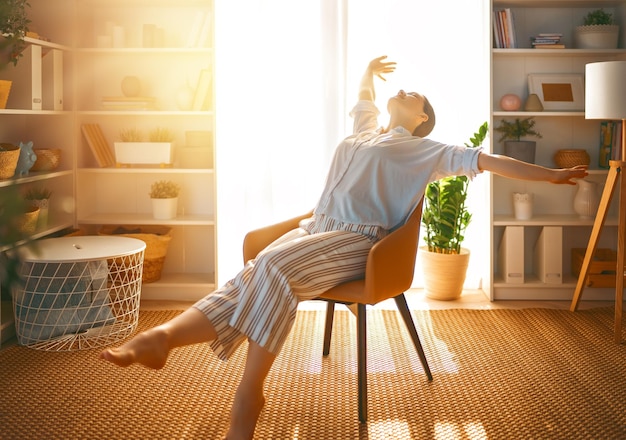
[{"xmin": 114, "ymin": 142, "xmax": 174, "ymax": 166}]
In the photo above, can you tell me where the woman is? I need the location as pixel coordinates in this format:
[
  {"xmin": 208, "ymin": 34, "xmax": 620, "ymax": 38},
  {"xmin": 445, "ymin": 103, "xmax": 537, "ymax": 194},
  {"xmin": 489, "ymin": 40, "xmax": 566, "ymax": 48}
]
[{"xmin": 100, "ymin": 55, "xmax": 587, "ymax": 439}]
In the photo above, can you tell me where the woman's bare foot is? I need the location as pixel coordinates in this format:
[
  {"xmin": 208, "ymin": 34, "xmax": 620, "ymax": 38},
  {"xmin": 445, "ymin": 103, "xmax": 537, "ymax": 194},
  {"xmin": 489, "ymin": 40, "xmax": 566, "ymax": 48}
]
[
  {"xmin": 226, "ymin": 388, "xmax": 266, "ymax": 440},
  {"xmin": 100, "ymin": 328, "xmax": 170, "ymax": 369}
]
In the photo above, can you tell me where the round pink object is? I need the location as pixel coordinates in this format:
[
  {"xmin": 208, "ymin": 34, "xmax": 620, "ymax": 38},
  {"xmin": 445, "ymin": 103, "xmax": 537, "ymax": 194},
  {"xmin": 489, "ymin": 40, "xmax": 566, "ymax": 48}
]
[{"xmin": 500, "ymin": 94, "xmax": 522, "ymax": 111}]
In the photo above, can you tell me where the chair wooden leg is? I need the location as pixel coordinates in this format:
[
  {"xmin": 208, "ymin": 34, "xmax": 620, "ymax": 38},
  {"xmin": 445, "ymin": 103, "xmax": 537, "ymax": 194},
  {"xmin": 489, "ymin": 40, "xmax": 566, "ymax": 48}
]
[
  {"xmin": 394, "ymin": 294, "xmax": 433, "ymax": 381},
  {"xmin": 357, "ymin": 303, "xmax": 368, "ymax": 423},
  {"xmin": 322, "ymin": 300, "xmax": 335, "ymax": 356}
]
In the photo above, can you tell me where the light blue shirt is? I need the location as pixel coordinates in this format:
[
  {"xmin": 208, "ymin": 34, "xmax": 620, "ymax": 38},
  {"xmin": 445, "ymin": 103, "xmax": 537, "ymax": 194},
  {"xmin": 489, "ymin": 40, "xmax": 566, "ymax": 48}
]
[{"xmin": 314, "ymin": 100, "xmax": 482, "ymax": 231}]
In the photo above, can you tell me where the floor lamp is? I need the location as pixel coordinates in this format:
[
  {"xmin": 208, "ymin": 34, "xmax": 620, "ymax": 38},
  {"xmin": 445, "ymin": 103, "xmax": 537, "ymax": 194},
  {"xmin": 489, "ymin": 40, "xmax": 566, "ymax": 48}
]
[{"xmin": 570, "ymin": 61, "xmax": 626, "ymax": 344}]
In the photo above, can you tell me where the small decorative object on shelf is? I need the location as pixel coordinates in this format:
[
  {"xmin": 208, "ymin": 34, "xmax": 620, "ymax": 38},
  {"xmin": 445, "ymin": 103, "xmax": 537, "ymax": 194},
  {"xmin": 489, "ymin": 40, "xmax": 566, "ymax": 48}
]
[
  {"xmin": 554, "ymin": 149, "xmax": 590, "ymax": 168},
  {"xmin": 30, "ymin": 148, "xmax": 62, "ymax": 171},
  {"xmin": 121, "ymin": 76, "xmax": 141, "ymax": 97},
  {"xmin": 499, "ymin": 94, "xmax": 521, "ymax": 111},
  {"xmin": 512, "ymin": 192, "xmax": 533, "ymax": 220},
  {"xmin": 494, "ymin": 118, "xmax": 542, "ymax": 164},
  {"xmin": 14, "ymin": 140, "xmax": 36, "ymax": 176},
  {"xmin": 575, "ymin": 8, "xmax": 619, "ymax": 49},
  {"xmin": 0, "ymin": 142, "xmax": 20, "ymax": 179},
  {"xmin": 524, "ymin": 94, "xmax": 543, "ymax": 112},
  {"xmin": 573, "ymin": 179, "xmax": 600, "ymax": 219},
  {"xmin": 149, "ymin": 179, "xmax": 180, "ymax": 220}
]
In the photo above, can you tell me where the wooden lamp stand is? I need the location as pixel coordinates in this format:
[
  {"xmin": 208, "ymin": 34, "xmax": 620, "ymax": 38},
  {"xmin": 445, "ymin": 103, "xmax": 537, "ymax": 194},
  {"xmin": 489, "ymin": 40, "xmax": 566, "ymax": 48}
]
[{"xmin": 570, "ymin": 120, "xmax": 626, "ymax": 344}]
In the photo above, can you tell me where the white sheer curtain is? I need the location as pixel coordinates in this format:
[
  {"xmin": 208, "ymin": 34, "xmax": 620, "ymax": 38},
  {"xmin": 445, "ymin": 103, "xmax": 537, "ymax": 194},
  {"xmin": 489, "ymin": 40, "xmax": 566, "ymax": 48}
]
[{"xmin": 215, "ymin": 0, "xmax": 489, "ymax": 287}]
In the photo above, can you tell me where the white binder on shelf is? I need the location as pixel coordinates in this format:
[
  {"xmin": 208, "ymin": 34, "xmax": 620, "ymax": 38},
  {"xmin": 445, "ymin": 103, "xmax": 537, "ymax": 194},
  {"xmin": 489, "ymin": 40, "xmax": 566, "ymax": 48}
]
[
  {"xmin": 42, "ymin": 48, "xmax": 63, "ymax": 110},
  {"xmin": 533, "ymin": 226, "xmax": 563, "ymax": 284},
  {"xmin": 498, "ymin": 226, "xmax": 524, "ymax": 283},
  {"xmin": 3, "ymin": 44, "xmax": 42, "ymax": 110}
]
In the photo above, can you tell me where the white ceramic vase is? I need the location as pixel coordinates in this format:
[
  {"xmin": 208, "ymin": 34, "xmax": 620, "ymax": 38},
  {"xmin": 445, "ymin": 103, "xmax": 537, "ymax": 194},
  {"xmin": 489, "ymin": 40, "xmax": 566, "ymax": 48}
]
[
  {"xmin": 152, "ymin": 197, "xmax": 178, "ymax": 220},
  {"xmin": 573, "ymin": 179, "xmax": 599, "ymax": 219}
]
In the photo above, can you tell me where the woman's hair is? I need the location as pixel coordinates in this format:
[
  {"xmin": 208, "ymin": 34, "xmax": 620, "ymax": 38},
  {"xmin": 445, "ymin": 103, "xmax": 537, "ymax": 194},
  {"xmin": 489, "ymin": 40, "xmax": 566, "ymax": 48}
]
[{"xmin": 412, "ymin": 95, "xmax": 435, "ymax": 138}]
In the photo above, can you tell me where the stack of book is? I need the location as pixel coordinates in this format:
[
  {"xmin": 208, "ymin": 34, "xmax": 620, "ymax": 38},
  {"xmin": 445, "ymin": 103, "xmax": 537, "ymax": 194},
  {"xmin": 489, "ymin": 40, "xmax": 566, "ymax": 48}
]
[
  {"xmin": 531, "ymin": 33, "xmax": 564, "ymax": 49},
  {"xmin": 493, "ymin": 8, "xmax": 517, "ymax": 48},
  {"xmin": 101, "ymin": 96, "xmax": 159, "ymax": 111}
]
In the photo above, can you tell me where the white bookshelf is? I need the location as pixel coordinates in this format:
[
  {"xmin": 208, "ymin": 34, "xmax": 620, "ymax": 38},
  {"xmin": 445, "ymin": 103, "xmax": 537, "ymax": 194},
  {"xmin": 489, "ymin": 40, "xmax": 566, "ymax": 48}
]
[{"xmin": 489, "ymin": 0, "xmax": 626, "ymax": 300}]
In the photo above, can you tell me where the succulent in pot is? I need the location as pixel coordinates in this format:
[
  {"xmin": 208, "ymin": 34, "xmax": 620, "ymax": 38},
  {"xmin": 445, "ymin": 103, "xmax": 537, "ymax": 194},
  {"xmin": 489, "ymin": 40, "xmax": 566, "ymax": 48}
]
[{"xmin": 494, "ymin": 117, "xmax": 542, "ymax": 164}]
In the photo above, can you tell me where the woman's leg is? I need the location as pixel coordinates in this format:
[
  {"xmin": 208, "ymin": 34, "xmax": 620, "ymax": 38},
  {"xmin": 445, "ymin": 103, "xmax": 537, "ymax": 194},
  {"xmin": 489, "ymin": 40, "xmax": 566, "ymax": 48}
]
[
  {"xmin": 226, "ymin": 341, "xmax": 276, "ymax": 440},
  {"xmin": 99, "ymin": 307, "xmax": 217, "ymax": 369}
]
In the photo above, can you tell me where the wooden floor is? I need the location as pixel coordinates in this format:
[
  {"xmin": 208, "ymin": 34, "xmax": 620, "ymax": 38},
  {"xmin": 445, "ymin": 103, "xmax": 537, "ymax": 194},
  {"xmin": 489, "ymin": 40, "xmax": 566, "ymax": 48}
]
[{"xmin": 140, "ymin": 288, "xmax": 615, "ymax": 312}]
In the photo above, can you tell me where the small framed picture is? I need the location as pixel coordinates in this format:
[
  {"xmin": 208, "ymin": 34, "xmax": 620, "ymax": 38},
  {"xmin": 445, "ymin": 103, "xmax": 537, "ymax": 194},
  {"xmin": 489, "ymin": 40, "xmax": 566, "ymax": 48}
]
[{"xmin": 528, "ymin": 73, "xmax": 585, "ymax": 111}]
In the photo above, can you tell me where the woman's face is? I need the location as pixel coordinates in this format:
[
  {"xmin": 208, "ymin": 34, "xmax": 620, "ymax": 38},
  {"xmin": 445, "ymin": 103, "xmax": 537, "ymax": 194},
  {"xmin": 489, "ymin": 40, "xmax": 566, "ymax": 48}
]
[{"xmin": 387, "ymin": 90, "xmax": 427, "ymax": 120}]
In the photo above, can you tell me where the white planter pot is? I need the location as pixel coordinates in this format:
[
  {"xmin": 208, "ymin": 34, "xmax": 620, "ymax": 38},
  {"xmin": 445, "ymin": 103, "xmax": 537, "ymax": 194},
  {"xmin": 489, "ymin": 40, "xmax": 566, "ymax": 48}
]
[
  {"xmin": 114, "ymin": 142, "xmax": 174, "ymax": 166},
  {"xmin": 151, "ymin": 197, "xmax": 178, "ymax": 220},
  {"xmin": 575, "ymin": 25, "xmax": 619, "ymax": 49},
  {"xmin": 419, "ymin": 246, "xmax": 470, "ymax": 301}
]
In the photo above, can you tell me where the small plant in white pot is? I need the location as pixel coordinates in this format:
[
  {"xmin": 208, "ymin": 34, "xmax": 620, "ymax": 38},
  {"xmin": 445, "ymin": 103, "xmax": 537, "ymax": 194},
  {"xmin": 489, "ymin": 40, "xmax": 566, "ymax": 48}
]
[
  {"xmin": 149, "ymin": 180, "xmax": 180, "ymax": 220},
  {"xmin": 115, "ymin": 127, "xmax": 175, "ymax": 167},
  {"xmin": 575, "ymin": 8, "xmax": 619, "ymax": 49}
]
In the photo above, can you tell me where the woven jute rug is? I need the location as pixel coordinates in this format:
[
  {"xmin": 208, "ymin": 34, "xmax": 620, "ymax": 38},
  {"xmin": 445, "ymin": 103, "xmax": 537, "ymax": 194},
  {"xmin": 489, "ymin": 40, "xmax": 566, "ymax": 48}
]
[{"xmin": 1, "ymin": 306, "xmax": 625, "ymax": 439}]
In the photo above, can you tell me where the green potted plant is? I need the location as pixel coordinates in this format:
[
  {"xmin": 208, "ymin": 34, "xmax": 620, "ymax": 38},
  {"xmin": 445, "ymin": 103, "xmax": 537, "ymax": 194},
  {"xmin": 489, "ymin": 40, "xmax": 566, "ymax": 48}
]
[
  {"xmin": 0, "ymin": 0, "xmax": 31, "ymax": 67},
  {"xmin": 24, "ymin": 185, "xmax": 52, "ymax": 229},
  {"xmin": 494, "ymin": 117, "xmax": 542, "ymax": 164},
  {"xmin": 149, "ymin": 180, "xmax": 180, "ymax": 220},
  {"xmin": 575, "ymin": 8, "xmax": 619, "ymax": 49},
  {"xmin": 420, "ymin": 122, "xmax": 488, "ymax": 300}
]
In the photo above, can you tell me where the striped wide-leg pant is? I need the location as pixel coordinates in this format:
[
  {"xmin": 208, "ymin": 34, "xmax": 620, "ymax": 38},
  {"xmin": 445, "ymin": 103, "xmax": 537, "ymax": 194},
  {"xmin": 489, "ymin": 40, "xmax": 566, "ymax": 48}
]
[{"xmin": 193, "ymin": 222, "xmax": 375, "ymax": 360}]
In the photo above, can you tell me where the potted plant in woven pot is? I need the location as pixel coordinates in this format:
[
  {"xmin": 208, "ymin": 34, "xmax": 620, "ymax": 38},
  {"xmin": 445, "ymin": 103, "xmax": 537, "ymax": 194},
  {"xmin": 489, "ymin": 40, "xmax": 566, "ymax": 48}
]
[
  {"xmin": 420, "ymin": 122, "xmax": 488, "ymax": 301},
  {"xmin": 149, "ymin": 179, "xmax": 180, "ymax": 220},
  {"xmin": 494, "ymin": 117, "xmax": 542, "ymax": 164},
  {"xmin": 24, "ymin": 186, "xmax": 52, "ymax": 229},
  {"xmin": 575, "ymin": 8, "xmax": 619, "ymax": 49}
]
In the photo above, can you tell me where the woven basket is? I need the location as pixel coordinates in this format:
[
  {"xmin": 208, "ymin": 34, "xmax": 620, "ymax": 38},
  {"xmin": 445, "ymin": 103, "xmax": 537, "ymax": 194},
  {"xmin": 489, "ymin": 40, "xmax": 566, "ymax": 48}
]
[
  {"xmin": 0, "ymin": 80, "xmax": 11, "ymax": 109},
  {"xmin": 16, "ymin": 206, "xmax": 40, "ymax": 235},
  {"xmin": 0, "ymin": 143, "xmax": 20, "ymax": 179},
  {"xmin": 99, "ymin": 225, "xmax": 172, "ymax": 283},
  {"xmin": 554, "ymin": 149, "xmax": 590, "ymax": 168},
  {"xmin": 31, "ymin": 148, "xmax": 62, "ymax": 172}
]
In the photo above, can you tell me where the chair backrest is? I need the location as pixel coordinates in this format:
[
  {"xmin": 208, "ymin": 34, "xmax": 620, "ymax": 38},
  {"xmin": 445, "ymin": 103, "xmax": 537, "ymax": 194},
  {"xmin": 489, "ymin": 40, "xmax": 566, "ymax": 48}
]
[{"xmin": 359, "ymin": 198, "xmax": 423, "ymax": 303}]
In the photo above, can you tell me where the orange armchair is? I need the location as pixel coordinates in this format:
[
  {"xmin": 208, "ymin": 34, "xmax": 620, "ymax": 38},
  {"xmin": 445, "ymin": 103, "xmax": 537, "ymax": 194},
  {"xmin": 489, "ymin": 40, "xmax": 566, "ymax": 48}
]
[{"xmin": 242, "ymin": 201, "xmax": 432, "ymax": 422}]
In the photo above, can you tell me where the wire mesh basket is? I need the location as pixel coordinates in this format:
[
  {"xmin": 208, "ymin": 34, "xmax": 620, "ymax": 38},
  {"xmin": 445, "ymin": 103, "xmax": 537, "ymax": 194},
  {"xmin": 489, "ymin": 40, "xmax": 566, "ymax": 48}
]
[{"xmin": 12, "ymin": 239, "xmax": 145, "ymax": 351}]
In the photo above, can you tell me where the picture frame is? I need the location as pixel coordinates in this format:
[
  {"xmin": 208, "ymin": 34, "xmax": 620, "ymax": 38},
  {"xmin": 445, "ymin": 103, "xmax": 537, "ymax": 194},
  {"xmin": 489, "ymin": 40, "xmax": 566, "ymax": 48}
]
[{"xmin": 528, "ymin": 73, "xmax": 585, "ymax": 111}]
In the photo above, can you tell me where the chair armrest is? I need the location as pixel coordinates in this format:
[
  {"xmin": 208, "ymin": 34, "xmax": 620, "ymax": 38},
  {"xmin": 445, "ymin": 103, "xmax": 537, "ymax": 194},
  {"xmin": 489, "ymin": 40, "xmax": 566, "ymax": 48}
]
[{"xmin": 243, "ymin": 211, "xmax": 313, "ymax": 263}]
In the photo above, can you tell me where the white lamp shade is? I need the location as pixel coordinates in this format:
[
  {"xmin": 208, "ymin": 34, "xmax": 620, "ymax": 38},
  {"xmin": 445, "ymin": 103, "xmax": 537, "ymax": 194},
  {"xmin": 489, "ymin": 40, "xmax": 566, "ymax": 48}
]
[{"xmin": 585, "ymin": 61, "xmax": 626, "ymax": 120}]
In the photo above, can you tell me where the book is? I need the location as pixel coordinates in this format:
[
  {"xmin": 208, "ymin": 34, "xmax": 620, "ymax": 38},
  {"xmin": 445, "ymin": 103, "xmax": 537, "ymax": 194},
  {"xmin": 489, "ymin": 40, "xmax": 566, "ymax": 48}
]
[
  {"xmin": 42, "ymin": 48, "xmax": 63, "ymax": 110},
  {"xmin": 192, "ymin": 69, "xmax": 212, "ymax": 111},
  {"xmin": 532, "ymin": 44, "xmax": 566, "ymax": 49},
  {"xmin": 81, "ymin": 123, "xmax": 116, "ymax": 167},
  {"xmin": 599, "ymin": 121, "xmax": 614, "ymax": 169}
]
